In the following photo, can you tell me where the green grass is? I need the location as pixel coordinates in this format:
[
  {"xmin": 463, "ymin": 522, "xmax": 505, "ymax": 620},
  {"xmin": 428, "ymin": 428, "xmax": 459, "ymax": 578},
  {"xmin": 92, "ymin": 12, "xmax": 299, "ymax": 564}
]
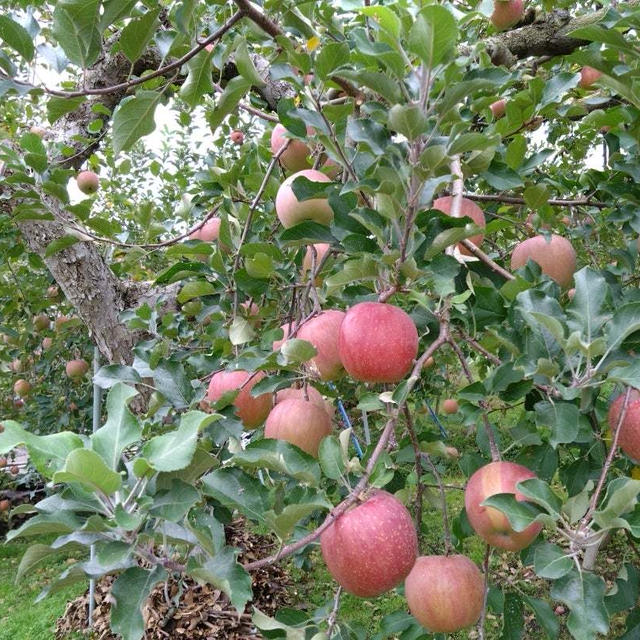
[{"xmin": 0, "ymin": 535, "xmax": 87, "ymax": 640}]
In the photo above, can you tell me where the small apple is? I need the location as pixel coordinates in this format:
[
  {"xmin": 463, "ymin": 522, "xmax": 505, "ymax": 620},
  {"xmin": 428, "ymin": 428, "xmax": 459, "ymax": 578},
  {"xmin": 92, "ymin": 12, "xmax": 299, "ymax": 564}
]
[
  {"xmin": 47, "ymin": 285, "xmax": 60, "ymax": 299},
  {"xmin": 206, "ymin": 370, "xmax": 272, "ymax": 428},
  {"xmin": 490, "ymin": 99, "xmax": 506, "ymax": 119},
  {"xmin": 0, "ymin": 457, "xmax": 6, "ymax": 467},
  {"xmin": 320, "ymin": 489, "xmax": 418, "ymax": 597},
  {"xmin": 55, "ymin": 315, "xmax": 74, "ymax": 331},
  {"xmin": 42, "ymin": 337, "xmax": 53, "ymax": 350},
  {"xmin": 405, "ymin": 555, "xmax": 484, "ymax": 633},
  {"xmin": 442, "ymin": 399, "xmax": 459, "ymax": 414},
  {"xmin": 432, "ymin": 196, "xmax": 486, "ymax": 255},
  {"xmin": 275, "ymin": 169, "xmax": 333, "ymax": 228},
  {"xmin": 240, "ymin": 300, "xmax": 260, "ymax": 324},
  {"xmin": 0, "ymin": 499, "xmax": 10, "ymax": 512},
  {"xmin": 425, "ymin": 356, "xmax": 435, "ymax": 369},
  {"xmin": 608, "ymin": 389, "xmax": 640, "ymax": 461},
  {"xmin": 14, "ymin": 379, "xmax": 31, "ymax": 398},
  {"xmin": 338, "ymin": 302, "xmax": 419, "ymax": 383},
  {"xmin": 491, "ymin": 0, "xmax": 524, "ymax": 30},
  {"xmin": 264, "ymin": 398, "xmax": 332, "ymax": 457},
  {"xmin": 9, "ymin": 359, "xmax": 23, "ymax": 374},
  {"xmin": 465, "ymin": 460, "xmax": 542, "ymax": 551},
  {"xmin": 30, "ymin": 125, "xmax": 47, "ymax": 138},
  {"xmin": 66, "ymin": 359, "xmax": 89, "ymax": 380},
  {"xmin": 230, "ymin": 130, "xmax": 244, "ymax": 145},
  {"xmin": 33, "ymin": 314, "xmax": 50, "ymax": 332},
  {"xmin": 10, "ymin": 465, "xmax": 19, "ymax": 475},
  {"xmin": 510, "ymin": 234, "xmax": 576, "ymax": 288},
  {"xmin": 270, "ymin": 123, "xmax": 312, "ymax": 172},
  {"xmin": 579, "ymin": 66, "xmax": 602, "ymax": 89},
  {"xmin": 567, "ymin": 288, "xmax": 576, "ymax": 301},
  {"xmin": 297, "ymin": 310, "xmax": 346, "ymax": 380},
  {"xmin": 76, "ymin": 170, "xmax": 100, "ymax": 195}
]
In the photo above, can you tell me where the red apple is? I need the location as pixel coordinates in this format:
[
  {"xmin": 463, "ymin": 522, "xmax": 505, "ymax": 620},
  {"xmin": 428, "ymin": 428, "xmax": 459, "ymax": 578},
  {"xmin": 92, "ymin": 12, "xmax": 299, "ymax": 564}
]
[
  {"xmin": 47, "ymin": 285, "xmax": 60, "ymax": 299},
  {"xmin": 579, "ymin": 66, "xmax": 602, "ymax": 89},
  {"xmin": 66, "ymin": 359, "xmax": 89, "ymax": 379},
  {"xmin": 76, "ymin": 170, "xmax": 99, "ymax": 195},
  {"xmin": 490, "ymin": 99, "xmax": 506, "ymax": 119},
  {"xmin": 9, "ymin": 359, "xmax": 23, "ymax": 373},
  {"xmin": 189, "ymin": 218, "xmax": 221, "ymax": 243},
  {"xmin": 608, "ymin": 389, "xmax": 640, "ymax": 461},
  {"xmin": 42, "ymin": 337, "xmax": 53, "ymax": 350},
  {"xmin": 275, "ymin": 385, "xmax": 334, "ymax": 417},
  {"xmin": 465, "ymin": 461, "xmax": 542, "ymax": 551},
  {"xmin": 270, "ymin": 123, "xmax": 312, "ymax": 172},
  {"xmin": 264, "ymin": 398, "xmax": 332, "ymax": 456},
  {"xmin": 510, "ymin": 234, "xmax": 576, "ymax": 288},
  {"xmin": 432, "ymin": 196, "xmax": 486, "ymax": 256},
  {"xmin": 338, "ymin": 302, "xmax": 418, "ymax": 383},
  {"xmin": 206, "ymin": 370, "xmax": 272, "ymax": 428},
  {"xmin": 491, "ymin": 0, "xmax": 524, "ymax": 30},
  {"xmin": 33, "ymin": 314, "xmax": 50, "ymax": 332},
  {"xmin": 230, "ymin": 130, "xmax": 244, "ymax": 145},
  {"xmin": 0, "ymin": 499, "xmax": 11, "ymax": 512},
  {"xmin": 320, "ymin": 489, "xmax": 418, "ymax": 597},
  {"xmin": 13, "ymin": 379, "xmax": 31, "ymax": 398},
  {"xmin": 275, "ymin": 169, "xmax": 333, "ymax": 228},
  {"xmin": 405, "ymin": 555, "xmax": 484, "ymax": 633},
  {"xmin": 297, "ymin": 310, "xmax": 345, "ymax": 380},
  {"xmin": 442, "ymin": 399, "xmax": 459, "ymax": 414}
]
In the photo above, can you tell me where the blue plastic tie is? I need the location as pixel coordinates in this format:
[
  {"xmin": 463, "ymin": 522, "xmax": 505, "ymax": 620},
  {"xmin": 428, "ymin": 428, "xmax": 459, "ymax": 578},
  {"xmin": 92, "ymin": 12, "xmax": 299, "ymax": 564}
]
[
  {"xmin": 328, "ymin": 383, "xmax": 364, "ymax": 458},
  {"xmin": 425, "ymin": 401, "xmax": 448, "ymax": 439}
]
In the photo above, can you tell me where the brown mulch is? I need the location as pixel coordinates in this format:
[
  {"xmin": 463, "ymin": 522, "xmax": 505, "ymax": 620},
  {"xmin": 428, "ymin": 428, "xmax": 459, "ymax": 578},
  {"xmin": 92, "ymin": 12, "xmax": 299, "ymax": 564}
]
[{"xmin": 55, "ymin": 520, "xmax": 293, "ymax": 640}]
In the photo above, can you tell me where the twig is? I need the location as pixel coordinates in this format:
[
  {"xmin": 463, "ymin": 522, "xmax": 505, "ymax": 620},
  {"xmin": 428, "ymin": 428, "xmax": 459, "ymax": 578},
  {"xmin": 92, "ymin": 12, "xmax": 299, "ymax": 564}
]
[
  {"xmin": 461, "ymin": 192, "xmax": 608, "ymax": 209},
  {"xmin": 459, "ymin": 239, "xmax": 516, "ymax": 281},
  {"xmin": 326, "ymin": 586, "xmax": 342, "ymax": 637},
  {"xmin": 403, "ymin": 406, "xmax": 425, "ymax": 534},
  {"xmin": 420, "ymin": 451, "xmax": 453, "ymax": 555}
]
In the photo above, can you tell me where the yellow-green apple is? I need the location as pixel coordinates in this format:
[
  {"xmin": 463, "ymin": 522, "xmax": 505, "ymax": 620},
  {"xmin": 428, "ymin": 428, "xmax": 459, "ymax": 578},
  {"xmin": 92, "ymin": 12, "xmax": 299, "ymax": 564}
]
[
  {"xmin": 608, "ymin": 388, "xmax": 640, "ymax": 461},
  {"xmin": 320, "ymin": 489, "xmax": 418, "ymax": 597},
  {"xmin": 206, "ymin": 370, "xmax": 272, "ymax": 428},
  {"xmin": 442, "ymin": 399, "xmax": 459, "ymax": 414},
  {"xmin": 432, "ymin": 196, "xmax": 486, "ymax": 255},
  {"xmin": 465, "ymin": 461, "xmax": 542, "ymax": 551},
  {"xmin": 270, "ymin": 123, "xmax": 312, "ymax": 172},
  {"xmin": 405, "ymin": 555, "xmax": 484, "ymax": 633},
  {"xmin": 76, "ymin": 170, "xmax": 99, "ymax": 194},
  {"xmin": 510, "ymin": 234, "xmax": 576, "ymax": 288},
  {"xmin": 338, "ymin": 302, "xmax": 418, "ymax": 383},
  {"xmin": 275, "ymin": 169, "xmax": 333, "ymax": 228},
  {"xmin": 66, "ymin": 359, "xmax": 89, "ymax": 379},
  {"xmin": 264, "ymin": 397, "xmax": 332, "ymax": 456},
  {"xmin": 14, "ymin": 379, "xmax": 31, "ymax": 398},
  {"xmin": 579, "ymin": 66, "xmax": 602, "ymax": 89},
  {"xmin": 297, "ymin": 310, "xmax": 345, "ymax": 380},
  {"xmin": 491, "ymin": 0, "xmax": 524, "ymax": 30}
]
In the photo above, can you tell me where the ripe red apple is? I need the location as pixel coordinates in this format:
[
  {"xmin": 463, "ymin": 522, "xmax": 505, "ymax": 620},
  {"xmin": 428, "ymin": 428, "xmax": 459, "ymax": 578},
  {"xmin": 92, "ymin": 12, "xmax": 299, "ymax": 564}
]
[
  {"xmin": 490, "ymin": 99, "xmax": 506, "ymax": 119},
  {"xmin": 442, "ymin": 399, "xmax": 459, "ymax": 414},
  {"xmin": 608, "ymin": 389, "xmax": 640, "ymax": 461},
  {"xmin": 491, "ymin": 0, "xmax": 524, "ymax": 30},
  {"xmin": 14, "ymin": 379, "xmax": 31, "ymax": 398},
  {"xmin": 206, "ymin": 370, "xmax": 272, "ymax": 428},
  {"xmin": 0, "ymin": 499, "xmax": 10, "ymax": 512},
  {"xmin": 425, "ymin": 356, "xmax": 435, "ymax": 369},
  {"xmin": 579, "ymin": 66, "xmax": 602, "ymax": 89},
  {"xmin": 510, "ymin": 234, "xmax": 576, "ymax": 288},
  {"xmin": 432, "ymin": 196, "xmax": 486, "ymax": 255},
  {"xmin": 338, "ymin": 302, "xmax": 418, "ymax": 383},
  {"xmin": 270, "ymin": 123, "xmax": 312, "ymax": 172},
  {"xmin": 189, "ymin": 218, "xmax": 221, "ymax": 242},
  {"xmin": 230, "ymin": 130, "xmax": 244, "ymax": 145},
  {"xmin": 297, "ymin": 310, "xmax": 345, "ymax": 380},
  {"xmin": 76, "ymin": 170, "xmax": 99, "ymax": 195},
  {"xmin": 264, "ymin": 398, "xmax": 332, "ymax": 456},
  {"xmin": 10, "ymin": 465, "xmax": 18, "ymax": 475},
  {"xmin": 465, "ymin": 461, "xmax": 542, "ymax": 551},
  {"xmin": 275, "ymin": 385, "xmax": 334, "ymax": 417},
  {"xmin": 33, "ymin": 314, "xmax": 50, "ymax": 332},
  {"xmin": 13, "ymin": 398, "xmax": 24, "ymax": 409},
  {"xmin": 405, "ymin": 555, "xmax": 484, "ymax": 633},
  {"xmin": 275, "ymin": 169, "xmax": 333, "ymax": 228},
  {"xmin": 320, "ymin": 489, "xmax": 418, "ymax": 597},
  {"xmin": 66, "ymin": 359, "xmax": 89, "ymax": 379}
]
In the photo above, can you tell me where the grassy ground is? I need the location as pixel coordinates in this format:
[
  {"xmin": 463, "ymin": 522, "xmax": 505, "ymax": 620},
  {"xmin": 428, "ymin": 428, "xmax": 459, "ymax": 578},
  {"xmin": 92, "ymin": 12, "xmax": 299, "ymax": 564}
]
[{"xmin": 0, "ymin": 535, "xmax": 87, "ymax": 640}]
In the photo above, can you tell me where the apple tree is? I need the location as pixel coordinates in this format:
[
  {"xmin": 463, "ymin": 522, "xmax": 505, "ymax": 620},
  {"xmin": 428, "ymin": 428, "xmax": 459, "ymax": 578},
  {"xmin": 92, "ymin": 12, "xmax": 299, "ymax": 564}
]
[{"xmin": 2, "ymin": 0, "xmax": 640, "ymax": 638}]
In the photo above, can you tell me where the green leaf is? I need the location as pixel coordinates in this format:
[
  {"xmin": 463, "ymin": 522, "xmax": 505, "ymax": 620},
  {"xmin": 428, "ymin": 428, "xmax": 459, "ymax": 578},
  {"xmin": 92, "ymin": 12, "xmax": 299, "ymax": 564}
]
[
  {"xmin": 7, "ymin": 511, "xmax": 82, "ymax": 541},
  {"xmin": 605, "ymin": 564, "xmax": 640, "ymax": 615},
  {"xmin": 264, "ymin": 489, "xmax": 331, "ymax": 540},
  {"xmin": 112, "ymin": 90, "xmax": 162, "ymax": 155},
  {"xmin": 100, "ymin": 0, "xmax": 138, "ymax": 29},
  {"xmin": 16, "ymin": 542, "xmax": 79, "ymax": 582},
  {"xmin": 535, "ymin": 401, "xmax": 586, "ymax": 449},
  {"xmin": 228, "ymin": 438, "xmax": 321, "ymax": 486},
  {"xmin": 152, "ymin": 360, "xmax": 193, "ymax": 408},
  {"xmin": 0, "ymin": 15, "xmax": 35, "ymax": 61},
  {"xmin": 91, "ymin": 383, "xmax": 140, "ymax": 470},
  {"xmin": 53, "ymin": 449, "xmax": 122, "ymax": 495},
  {"xmin": 142, "ymin": 411, "xmax": 214, "ymax": 472},
  {"xmin": 93, "ymin": 365, "xmax": 142, "ymax": 389},
  {"xmin": 234, "ymin": 38, "xmax": 266, "ymax": 86},
  {"xmin": 149, "ymin": 479, "xmax": 200, "ymax": 521},
  {"xmin": 606, "ymin": 302, "xmax": 640, "ymax": 352},
  {"xmin": 44, "ymin": 235, "xmax": 80, "ymax": 257},
  {"xmin": 252, "ymin": 609, "xmax": 306, "ymax": 640},
  {"xmin": 278, "ymin": 338, "xmax": 317, "ymax": 365},
  {"xmin": 52, "ymin": 0, "xmax": 101, "ymax": 68},
  {"xmin": 360, "ymin": 6, "xmax": 402, "ymax": 38},
  {"xmin": 388, "ymin": 104, "xmax": 428, "ymax": 141},
  {"xmin": 229, "ymin": 317, "xmax": 255, "ymax": 346},
  {"xmin": 562, "ymin": 482, "xmax": 593, "ymax": 524},
  {"xmin": 593, "ymin": 478, "xmax": 640, "ymax": 531},
  {"xmin": 318, "ymin": 435, "xmax": 346, "ymax": 481},
  {"xmin": 279, "ymin": 221, "xmax": 337, "ymax": 246},
  {"xmin": 534, "ymin": 543, "xmax": 573, "ymax": 579},
  {"xmin": 177, "ymin": 279, "xmax": 217, "ymax": 302},
  {"xmin": 119, "ymin": 9, "xmax": 159, "ymax": 63},
  {"xmin": 315, "ymin": 41, "xmax": 350, "ymax": 80},
  {"xmin": 550, "ymin": 569, "xmax": 609, "ymax": 640},
  {"xmin": 567, "ymin": 267, "xmax": 608, "ymax": 342},
  {"xmin": 207, "ymin": 76, "xmax": 251, "ymax": 132},
  {"xmin": 480, "ymin": 493, "xmax": 545, "ymax": 532},
  {"xmin": 110, "ymin": 566, "xmax": 167, "ymax": 640},
  {"xmin": 523, "ymin": 596, "xmax": 560, "ymax": 639},
  {"xmin": 180, "ymin": 48, "xmax": 215, "ymax": 107},
  {"xmin": 201, "ymin": 467, "xmax": 270, "ymax": 523},
  {"xmin": 501, "ymin": 592, "xmax": 524, "ymax": 640},
  {"xmin": 517, "ymin": 478, "xmax": 562, "ymax": 518},
  {"xmin": 407, "ymin": 6, "xmax": 457, "ymax": 68},
  {"xmin": 47, "ymin": 96, "xmax": 87, "ymax": 124},
  {"xmin": 187, "ymin": 547, "xmax": 252, "ymax": 613}
]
